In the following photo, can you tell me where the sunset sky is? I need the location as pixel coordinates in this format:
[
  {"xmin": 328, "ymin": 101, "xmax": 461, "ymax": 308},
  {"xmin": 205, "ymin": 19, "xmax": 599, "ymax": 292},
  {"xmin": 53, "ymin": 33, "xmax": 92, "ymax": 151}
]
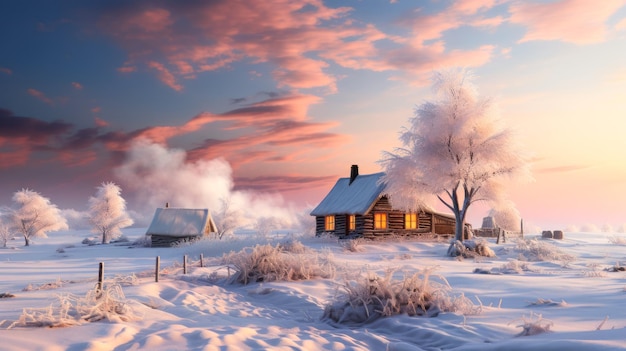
[{"xmin": 1, "ymin": 0, "xmax": 626, "ymax": 230}]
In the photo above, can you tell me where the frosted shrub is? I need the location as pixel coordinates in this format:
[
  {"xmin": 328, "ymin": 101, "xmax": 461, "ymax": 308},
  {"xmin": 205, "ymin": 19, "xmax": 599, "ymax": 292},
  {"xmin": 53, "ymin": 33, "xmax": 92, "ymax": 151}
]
[
  {"xmin": 9, "ymin": 283, "xmax": 139, "ymax": 328},
  {"xmin": 23, "ymin": 278, "xmax": 69, "ymax": 291},
  {"xmin": 340, "ymin": 238, "xmax": 363, "ymax": 252},
  {"xmin": 511, "ymin": 312, "xmax": 553, "ymax": 336},
  {"xmin": 131, "ymin": 235, "xmax": 152, "ymax": 247},
  {"xmin": 278, "ymin": 238, "xmax": 308, "ymax": 254},
  {"xmin": 608, "ymin": 235, "xmax": 626, "ymax": 246},
  {"xmin": 222, "ymin": 243, "xmax": 335, "ymax": 284},
  {"xmin": 448, "ymin": 239, "xmax": 495, "ymax": 258},
  {"xmin": 515, "ymin": 238, "xmax": 575, "ymax": 264},
  {"xmin": 322, "ymin": 268, "xmax": 479, "ymax": 325}
]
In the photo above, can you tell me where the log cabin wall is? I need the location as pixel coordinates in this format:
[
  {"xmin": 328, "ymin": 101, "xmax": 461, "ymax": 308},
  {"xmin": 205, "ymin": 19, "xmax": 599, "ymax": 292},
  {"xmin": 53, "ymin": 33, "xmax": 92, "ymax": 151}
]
[
  {"xmin": 315, "ymin": 196, "xmax": 458, "ymax": 239},
  {"xmin": 363, "ymin": 196, "xmax": 442, "ymax": 239},
  {"xmin": 315, "ymin": 216, "xmax": 327, "ymax": 235},
  {"xmin": 315, "ymin": 215, "xmax": 364, "ymax": 238}
]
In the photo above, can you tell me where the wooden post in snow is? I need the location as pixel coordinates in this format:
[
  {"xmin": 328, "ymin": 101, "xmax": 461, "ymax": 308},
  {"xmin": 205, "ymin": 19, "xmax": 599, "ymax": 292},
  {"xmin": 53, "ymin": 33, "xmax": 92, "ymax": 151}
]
[
  {"xmin": 155, "ymin": 256, "xmax": 160, "ymax": 282},
  {"xmin": 200, "ymin": 253, "xmax": 204, "ymax": 268},
  {"xmin": 97, "ymin": 262, "xmax": 104, "ymax": 291},
  {"xmin": 183, "ymin": 255, "xmax": 188, "ymax": 274}
]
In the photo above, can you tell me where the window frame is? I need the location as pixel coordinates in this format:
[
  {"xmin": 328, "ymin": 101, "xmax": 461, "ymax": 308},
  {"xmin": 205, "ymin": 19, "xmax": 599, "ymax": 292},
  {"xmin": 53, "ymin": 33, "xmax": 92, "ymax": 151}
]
[
  {"xmin": 405, "ymin": 213, "xmax": 418, "ymax": 229},
  {"xmin": 374, "ymin": 212, "xmax": 387, "ymax": 229},
  {"xmin": 348, "ymin": 214, "xmax": 356, "ymax": 231},
  {"xmin": 324, "ymin": 215, "xmax": 335, "ymax": 231}
]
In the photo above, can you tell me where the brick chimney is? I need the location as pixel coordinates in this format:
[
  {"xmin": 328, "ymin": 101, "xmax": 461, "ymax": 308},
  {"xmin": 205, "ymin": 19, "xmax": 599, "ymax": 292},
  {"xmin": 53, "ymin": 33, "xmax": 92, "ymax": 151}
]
[{"xmin": 349, "ymin": 164, "xmax": 358, "ymax": 185}]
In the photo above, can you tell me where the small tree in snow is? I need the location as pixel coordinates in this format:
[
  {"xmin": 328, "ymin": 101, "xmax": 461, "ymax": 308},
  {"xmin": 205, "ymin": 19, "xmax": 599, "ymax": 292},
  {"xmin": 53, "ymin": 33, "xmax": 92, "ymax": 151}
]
[
  {"xmin": 380, "ymin": 69, "xmax": 529, "ymax": 253},
  {"xmin": 87, "ymin": 182, "xmax": 134, "ymax": 244},
  {"xmin": 0, "ymin": 216, "xmax": 13, "ymax": 248},
  {"xmin": 9, "ymin": 189, "xmax": 68, "ymax": 246},
  {"xmin": 489, "ymin": 202, "xmax": 522, "ymax": 232},
  {"xmin": 214, "ymin": 197, "xmax": 242, "ymax": 239}
]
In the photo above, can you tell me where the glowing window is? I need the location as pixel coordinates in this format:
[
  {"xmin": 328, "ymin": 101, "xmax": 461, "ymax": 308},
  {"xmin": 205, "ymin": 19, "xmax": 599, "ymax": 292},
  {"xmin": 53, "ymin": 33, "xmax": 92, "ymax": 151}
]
[
  {"xmin": 348, "ymin": 215, "xmax": 356, "ymax": 231},
  {"xmin": 374, "ymin": 213, "xmax": 387, "ymax": 229},
  {"xmin": 405, "ymin": 213, "xmax": 418, "ymax": 229},
  {"xmin": 325, "ymin": 215, "xmax": 335, "ymax": 231}
]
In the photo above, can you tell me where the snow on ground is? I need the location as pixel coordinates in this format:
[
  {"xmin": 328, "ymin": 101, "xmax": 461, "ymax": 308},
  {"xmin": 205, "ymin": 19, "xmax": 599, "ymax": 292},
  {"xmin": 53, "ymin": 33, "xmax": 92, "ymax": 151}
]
[{"xmin": 1, "ymin": 229, "xmax": 625, "ymax": 350}]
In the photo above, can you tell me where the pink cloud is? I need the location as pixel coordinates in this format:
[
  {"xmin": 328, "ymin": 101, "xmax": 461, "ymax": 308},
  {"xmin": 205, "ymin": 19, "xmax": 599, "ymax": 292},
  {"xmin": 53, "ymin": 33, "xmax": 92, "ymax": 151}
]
[
  {"xmin": 71, "ymin": 82, "xmax": 83, "ymax": 90},
  {"xmin": 0, "ymin": 67, "xmax": 11, "ymax": 75},
  {"xmin": 95, "ymin": 1, "xmax": 507, "ymax": 91},
  {"xmin": 94, "ymin": 117, "xmax": 109, "ymax": 127},
  {"xmin": 509, "ymin": 0, "xmax": 624, "ymax": 44},
  {"xmin": 616, "ymin": 17, "xmax": 626, "ymax": 31},
  {"xmin": 27, "ymin": 88, "xmax": 54, "ymax": 105},
  {"xmin": 451, "ymin": 0, "xmax": 499, "ymax": 15},
  {"xmin": 147, "ymin": 61, "xmax": 183, "ymax": 91},
  {"xmin": 117, "ymin": 65, "xmax": 137, "ymax": 73}
]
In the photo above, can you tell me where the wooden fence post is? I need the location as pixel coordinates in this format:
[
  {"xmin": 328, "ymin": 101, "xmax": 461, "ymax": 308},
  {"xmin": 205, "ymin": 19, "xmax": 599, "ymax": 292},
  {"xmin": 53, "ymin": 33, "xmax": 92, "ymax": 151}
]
[
  {"xmin": 97, "ymin": 262, "xmax": 104, "ymax": 291},
  {"xmin": 155, "ymin": 256, "xmax": 160, "ymax": 282},
  {"xmin": 183, "ymin": 255, "xmax": 187, "ymax": 274}
]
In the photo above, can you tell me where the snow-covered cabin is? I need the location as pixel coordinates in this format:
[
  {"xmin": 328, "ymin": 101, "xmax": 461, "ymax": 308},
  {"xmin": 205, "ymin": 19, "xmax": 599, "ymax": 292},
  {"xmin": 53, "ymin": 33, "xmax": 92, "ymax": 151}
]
[
  {"xmin": 310, "ymin": 165, "xmax": 459, "ymax": 239},
  {"xmin": 146, "ymin": 207, "xmax": 218, "ymax": 247}
]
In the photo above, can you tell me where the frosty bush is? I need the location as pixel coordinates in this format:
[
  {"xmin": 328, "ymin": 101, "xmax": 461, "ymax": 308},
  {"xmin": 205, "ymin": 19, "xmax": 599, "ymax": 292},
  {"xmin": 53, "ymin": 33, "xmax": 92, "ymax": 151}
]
[
  {"xmin": 322, "ymin": 268, "xmax": 479, "ymax": 325},
  {"xmin": 448, "ymin": 239, "xmax": 495, "ymax": 258},
  {"xmin": 511, "ymin": 312, "xmax": 553, "ymax": 336},
  {"xmin": 608, "ymin": 235, "xmax": 626, "ymax": 246},
  {"xmin": 0, "ymin": 218, "xmax": 13, "ymax": 248},
  {"xmin": 515, "ymin": 238, "xmax": 575, "ymax": 264},
  {"xmin": 222, "ymin": 243, "xmax": 335, "ymax": 284},
  {"xmin": 9, "ymin": 283, "xmax": 139, "ymax": 328},
  {"xmin": 277, "ymin": 237, "xmax": 308, "ymax": 254},
  {"xmin": 131, "ymin": 235, "xmax": 152, "ymax": 247},
  {"xmin": 339, "ymin": 238, "xmax": 363, "ymax": 252}
]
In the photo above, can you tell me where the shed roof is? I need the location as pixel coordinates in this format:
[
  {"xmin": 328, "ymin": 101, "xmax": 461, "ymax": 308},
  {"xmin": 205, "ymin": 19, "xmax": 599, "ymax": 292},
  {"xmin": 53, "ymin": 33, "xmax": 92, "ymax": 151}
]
[
  {"xmin": 310, "ymin": 172, "xmax": 387, "ymax": 216},
  {"xmin": 146, "ymin": 208, "xmax": 217, "ymax": 237}
]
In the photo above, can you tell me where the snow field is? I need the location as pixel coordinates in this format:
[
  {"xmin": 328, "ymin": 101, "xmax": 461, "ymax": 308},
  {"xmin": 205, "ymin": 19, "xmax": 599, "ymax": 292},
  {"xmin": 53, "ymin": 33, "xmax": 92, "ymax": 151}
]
[{"xmin": 0, "ymin": 230, "xmax": 625, "ymax": 350}]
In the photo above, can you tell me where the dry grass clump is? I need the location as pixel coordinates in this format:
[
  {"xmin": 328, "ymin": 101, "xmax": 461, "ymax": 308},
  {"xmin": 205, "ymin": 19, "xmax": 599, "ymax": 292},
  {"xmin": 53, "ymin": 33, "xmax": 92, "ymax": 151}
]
[
  {"xmin": 339, "ymin": 238, "xmax": 364, "ymax": 252},
  {"xmin": 515, "ymin": 238, "xmax": 575, "ymax": 264},
  {"xmin": 222, "ymin": 243, "xmax": 335, "ymax": 284},
  {"xmin": 23, "ymin": 278, "xmax": 72, "ymax": 292},
  {"xmin": 448, "ymin": 239, "xmax": 495, "ymax": 258},
  {"xmin": 608, "ymin": 235, "xmax": 626, "ymax": 246},
  {"xmin": 277, "ymin": 238, "xmax": 308, "ymax": 254},
  {"xmin": 8, "ymin": 283, "xmax": 139, "ymax": 328},
  {"xmin": 0, "ymin": 292, "xmax": 15, "ymax": 298},
  {"xmin": 511, "ymin": 312, "xmax": 553, "ymax": 336},
  {"xmin": 475, "ymin": 259, "xmax": 533, "ymax": 275},
  {"xmin": 322, "ymin": 268, "xmax": 479, "ymax": 325}
]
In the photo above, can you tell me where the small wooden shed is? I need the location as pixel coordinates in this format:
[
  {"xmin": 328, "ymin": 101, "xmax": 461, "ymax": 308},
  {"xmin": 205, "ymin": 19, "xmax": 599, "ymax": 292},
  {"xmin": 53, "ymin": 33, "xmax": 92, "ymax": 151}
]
[
  {"xmin": 310, "ymin": 165, "xmax": 461, "ymax": 239},
  {"xmin": 146, "ymin": 207, "xmax": 217, "ymax": 247}
]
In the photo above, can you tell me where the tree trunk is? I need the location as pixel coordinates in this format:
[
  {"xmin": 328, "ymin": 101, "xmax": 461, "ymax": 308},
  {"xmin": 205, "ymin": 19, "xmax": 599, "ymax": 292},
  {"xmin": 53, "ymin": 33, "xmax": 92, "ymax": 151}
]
[{"xmin": 24, "ymin": 235, "xmax": 30, "ymax": 246}]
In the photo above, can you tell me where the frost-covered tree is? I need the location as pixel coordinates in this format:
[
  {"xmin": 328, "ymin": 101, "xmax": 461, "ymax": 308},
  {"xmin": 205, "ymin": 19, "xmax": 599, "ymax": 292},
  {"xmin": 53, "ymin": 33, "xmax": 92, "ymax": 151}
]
[
  {"xmin": 9, "ymin": 189, "xmax": 68, "ymax": 246},
  {"xmin": 380, "ymin": 69, "xmax": 529, "ymax": 251},
  {"xmin": 214, "ymin": 197, "xmax": 242, "ymax": 239},
  {"xmin": 0, "ymin": 215, "xmax": 13, "ymax": 248},
  {"xmin": 489, "ymin": 202, "xmax": 521, "ymax": 232},
  {"xmin": 87, "ymin": 182, "xmax": 134, "ymax": 244}
]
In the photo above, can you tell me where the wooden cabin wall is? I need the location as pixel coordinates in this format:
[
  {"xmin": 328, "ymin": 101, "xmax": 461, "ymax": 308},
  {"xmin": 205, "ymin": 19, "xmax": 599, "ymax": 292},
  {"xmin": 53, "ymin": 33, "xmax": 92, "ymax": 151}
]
[
  {"xmin": 363, "ymin": 196, "xmax": 439, "ymax": 239},
  {"xmin": 151, "ymin": 234, "xmax": 198, "ymax": 247},
  {"xmin": 315, "ymin": 215, "xmax": 364, "ymax": 238},
  {"xmin": 315, "ymin": 196, "xmax": 459, "ymax": 239},
  {"xmin": 315, "ymin": 216, "xmax": 326, "ymax": 235}
]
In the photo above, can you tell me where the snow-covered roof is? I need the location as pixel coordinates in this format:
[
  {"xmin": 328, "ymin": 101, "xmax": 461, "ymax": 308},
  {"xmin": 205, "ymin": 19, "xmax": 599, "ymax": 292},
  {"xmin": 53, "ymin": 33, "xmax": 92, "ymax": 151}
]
[
  {"xmin": 146, "ymin": 208, "xmax": 217, "ymax": 237},
  {"xmin": 310, "ymin": 172, "xmax": 387, "ymax": 216}
]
